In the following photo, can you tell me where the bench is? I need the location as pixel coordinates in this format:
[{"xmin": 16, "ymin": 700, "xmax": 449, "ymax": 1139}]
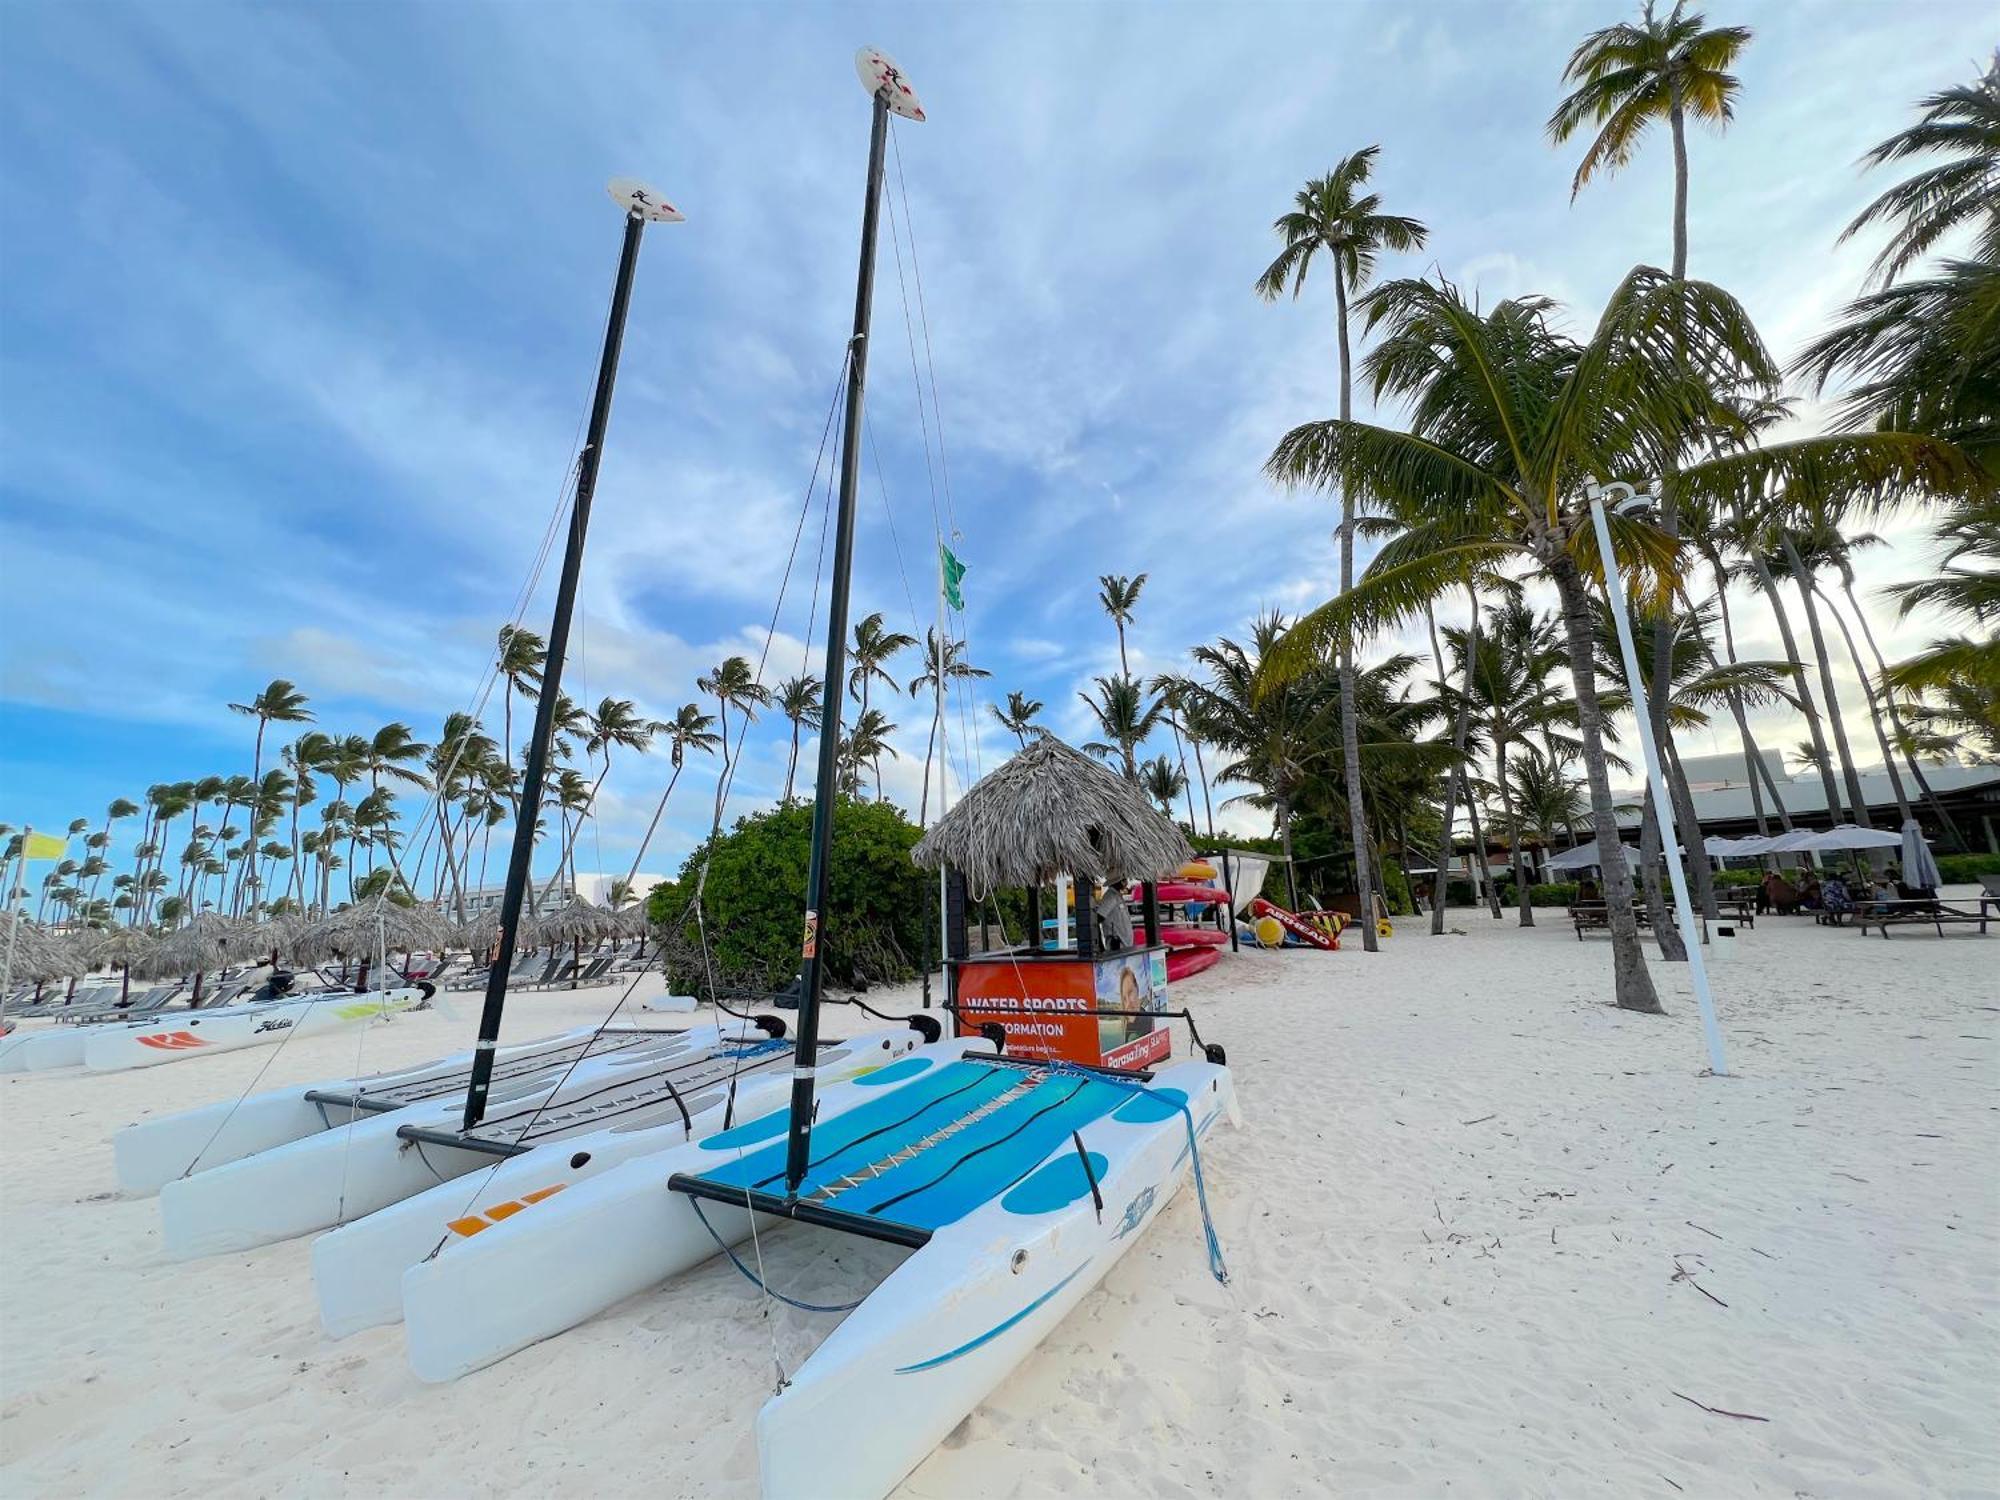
[
  {"xmin": 1569, "ymin": 903, "xmax": 1652, "ymax": 939},
  {"xmin": 1860, "ymin": 897, "xmax": 1993, "ymax": 938}
]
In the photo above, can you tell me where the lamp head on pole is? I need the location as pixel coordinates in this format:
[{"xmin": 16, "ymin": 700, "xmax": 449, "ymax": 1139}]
[
  {"xmin": 1585, "ymin": 478, "xmax": 1660, "ymax": 517},
  {"xmin": 607, "ymin": 178, "xmax": 684, "ymax": 224},
  {"xmin": 856, "ymin": 47, "xmax": 926, "ymax": 120}
]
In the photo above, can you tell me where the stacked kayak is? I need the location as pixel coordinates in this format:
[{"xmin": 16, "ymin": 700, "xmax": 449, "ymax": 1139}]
[{"xmin": 1153, "ymin": 860, "xmax": 1230, "ymax": 982}]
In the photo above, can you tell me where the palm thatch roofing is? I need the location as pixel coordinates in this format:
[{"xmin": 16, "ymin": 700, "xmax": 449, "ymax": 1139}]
[
  {"xmin": 1, "ymin": 914, "xmax": 65, "ymax": 982},
  {"xmin": 912, "ymin": 736, "xmax": 1194, "ymax": 895},
  {"xmin": 538, "ymin": 897, "xmax": 617, "ymax": 947},
  {"xmin": 299, "ymin": 901, "xmax": 452, "ymax": 964},
  {"xmin": 84, "ymin": 925, "xmax": 159, "ymax": 973},
  {"xmin": 140, "ymin": 913, "xmax": 252, "ymax": 978}
]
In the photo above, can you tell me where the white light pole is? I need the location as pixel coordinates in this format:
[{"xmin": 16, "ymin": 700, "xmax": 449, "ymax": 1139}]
[{"xmin": 1586, "ymin": 480, "xmax": 1730, "ymax": 1077}]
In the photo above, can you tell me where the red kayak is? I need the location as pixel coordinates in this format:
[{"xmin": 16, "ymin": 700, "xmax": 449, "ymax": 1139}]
[
  {"xmin": 1166, "ymin": 946, "xmax": 1221, "ymax": 982},
  {"xmin": 1149, "ymin": 882, "xmax": 1233, "ymax": 908},
  {"xmin": 1156, "ymin": 925, "xmax": 1226, "ymax": 948}
]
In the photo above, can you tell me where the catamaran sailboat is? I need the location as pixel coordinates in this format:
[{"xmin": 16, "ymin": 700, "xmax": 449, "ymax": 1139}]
[{"xmin": 394, "ymin": 50, "xmax": 1238, "ymax": 1500}]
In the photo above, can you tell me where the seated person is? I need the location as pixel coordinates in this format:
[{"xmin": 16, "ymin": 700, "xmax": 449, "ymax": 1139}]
[
  {"xmin": 1821, "ymin": 874, "xmax": 1854, "ymax": 919},
  {"xmin": 1093, "ymin": 884, "xmax": 1134, "ymax": 951},
  {"xmin": 1797, "ymin": 874, "xmax": 1823, "ymax": 909}
]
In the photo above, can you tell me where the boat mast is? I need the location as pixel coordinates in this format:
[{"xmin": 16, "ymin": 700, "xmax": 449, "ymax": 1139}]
[
  {"xmin": 462, "ymin": 179, "xmax": 682, "ymax": 1131},
  {"xmin": 784, "ymin": 50, "xmax": 925, "ymax": 1196}
]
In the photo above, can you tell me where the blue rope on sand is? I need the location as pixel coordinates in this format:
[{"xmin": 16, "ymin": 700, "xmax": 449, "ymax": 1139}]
[
  {"xmin": 1042, "ymin": 1060, "xmax": 1230, "ymax": 1286},
  {"xmin": 688, "ymin": 1196, "xmax": 867, "ymax": 1314}
]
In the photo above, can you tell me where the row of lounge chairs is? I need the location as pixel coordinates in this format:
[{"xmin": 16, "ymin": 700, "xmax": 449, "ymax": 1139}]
[{"xmin": 446, "ymin": 945, "xmax": 652, "ymax": 995}]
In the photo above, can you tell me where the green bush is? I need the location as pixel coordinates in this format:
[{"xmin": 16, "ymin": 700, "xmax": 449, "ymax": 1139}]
[
  {"xmin": 1713, "ymin": 868, "xmax": 1762, "ymax": 888},
  {"xmin": 1936, "ymin": 852, "xmax": 2000, "ymax": 884},
  {"xmin": 1378, "ymin": 857, "xmax": 1413, "ymax": 916},
  {"xmin": 646, "ymin": 797, "xmax": 930, "ymax": 990},
  {"xmin": 1528, "ymin": 881, "xmax": 1580, "ymax": 908}
]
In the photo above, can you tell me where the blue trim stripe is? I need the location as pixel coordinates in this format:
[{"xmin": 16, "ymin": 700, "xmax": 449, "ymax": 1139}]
[{"xmin": 895, "ymin": 1261, "xmax": 1092, "ymax": 1373}]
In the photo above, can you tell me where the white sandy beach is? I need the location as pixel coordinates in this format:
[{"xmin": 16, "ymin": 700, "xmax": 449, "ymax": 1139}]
[{"xmin": 3, "ymin": 905, "xmax": 1996, "ymax": 1498}]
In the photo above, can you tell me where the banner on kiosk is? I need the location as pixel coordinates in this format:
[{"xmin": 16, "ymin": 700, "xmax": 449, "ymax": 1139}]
[{"xmin": 955, "ymin": 948, "xmax": 1170, "ymax": 1069}]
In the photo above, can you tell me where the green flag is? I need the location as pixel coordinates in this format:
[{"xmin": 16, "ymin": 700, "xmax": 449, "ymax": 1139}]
[{"xmin": 939, "ymin": 543, "xmax": 967, "ymax": 611}]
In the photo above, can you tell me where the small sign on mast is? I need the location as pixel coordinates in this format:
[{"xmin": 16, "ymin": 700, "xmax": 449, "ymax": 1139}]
[
  {"xmin": 606, "ymin": 178, "xmax": 685, "ymax": 223},
  {"xmin": 856, "ymin": 47, "xmax": 925, "ymax": 121}
]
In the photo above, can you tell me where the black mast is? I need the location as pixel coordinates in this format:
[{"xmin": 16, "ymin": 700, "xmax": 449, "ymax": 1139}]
[
  {"xmin": 462, "ymin": 180, "xmax": 679, "ymax": 1131},
  {"xmin": 782, "ymin": 53, "xmax": 921, "ymax": 1197}
]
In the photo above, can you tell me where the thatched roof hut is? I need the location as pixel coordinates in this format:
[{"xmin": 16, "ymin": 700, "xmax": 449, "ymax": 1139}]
[
  {"xmin": 300, "ymin": 901, "xmax": 452, "ymax": 965},
  {"xmin": 912, "ymin": 736, "xmax": 1193, "ymax": 895}
]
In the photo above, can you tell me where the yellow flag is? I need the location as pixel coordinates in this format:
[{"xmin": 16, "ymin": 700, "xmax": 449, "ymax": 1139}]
[{"xmin": 18, "ymin": 831, "xmax": 66, "ymax": 860}]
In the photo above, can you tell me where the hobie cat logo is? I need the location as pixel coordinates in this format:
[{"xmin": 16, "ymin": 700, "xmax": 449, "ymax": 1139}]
[
  {"xmin": 137, "ymin": 1030, "xmax": 208, "ymax": 1051},
  {"xmin": 1113, "ymin": 1185, "xmax": 1156, "ymax": 1240},
  {"xmin": 253, "ymin": 1017, "xmax": 295, "ymax": 1034}
]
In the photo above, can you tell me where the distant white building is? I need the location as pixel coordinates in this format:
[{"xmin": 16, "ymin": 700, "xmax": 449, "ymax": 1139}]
[{"xmin": 449, "ymin": 871, "xmax": 670, "ymax": 914}]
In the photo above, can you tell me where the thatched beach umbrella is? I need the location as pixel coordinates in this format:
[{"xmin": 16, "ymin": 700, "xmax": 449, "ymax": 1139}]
[
  {"xmin": 140, "ymin": 913, "xmax": 250, "ymax": 1004},
  {"xmin": 86, "ymin": 926, "xmax": 159, "ymax": 1003},
  {"xmin": 303, "ymin": 901, "xmax": 452, "ymax": 989},
  {"xmin": 913, "ymin": 736, "xmax": 1194, "ymax": 895},
  {"xmin": 538, "ymin": 897, "xmax": 619, "ymax": 986},
  {"xmin": 1, "ymin": 913, "xmax": 64, "ymax": 1007}
]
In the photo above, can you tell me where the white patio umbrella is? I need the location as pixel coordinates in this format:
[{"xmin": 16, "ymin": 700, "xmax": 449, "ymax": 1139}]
[
  {"xmin": 1795, "ymin": 825, "xmax": 1903, "ymax": 852},
  {"xmin": 1753, "ymin": 828, "xmax": 1824, "ymax": 855},
  {"xmin": 1899, "ymin": 819, "xmax": 1943, "ymax": 891},
  {"xmin": 1545, "ymin": 842, "xmax": 1640, "ymax": 873}
]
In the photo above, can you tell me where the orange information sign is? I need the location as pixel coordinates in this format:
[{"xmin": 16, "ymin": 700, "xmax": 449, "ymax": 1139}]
[{"xmin": 953, "ymin": 948, "xmax": 1172, "ymax": 1069}]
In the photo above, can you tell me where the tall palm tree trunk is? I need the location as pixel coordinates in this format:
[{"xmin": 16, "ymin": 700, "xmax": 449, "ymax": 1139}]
[
  {"xmin": 623, "ymin": 764, "xmax": 685, "ymax": 894},
  {"xmin": 1818, "ymin": 586, "xmax": 1912, "ymax": 824},
  {"xmin": 1189, "ymin": 733, "xmax": 1215, "ymax": 837},
  {"xmin": 1332, "ymin": 265, "xmax": 1378, "ymax": 953},
  {"xmin": 1669, "ymin": 96, "xmax": 1689, "ymax": 280},
  {"xmin": 1704, "ymin": 560, "xmax": 1784, "ymax": 832},
  {"xmin": 1166, "ymin": 716, "xmax": 1199, "ymax": 832},
  {"xmin": 1495, "ymin": 737, "xmax": 1533, "ymax": 928},
  {"xmin": 1748, "ymin": 547, "xmax": 1841, "ymax": 826},
  {"xmin": 1430, "ymin": 601, "xmax": 1480, "ymax": 935},
  {"xmin": 1840, "ymin": 575, "xmax": 1967, "ymax": 849},
  {"xmin": 1781, "ymin": 534, "xmax": 1870, "ymax": 827},
  {"xmin": 1550, "ymin": 551, "xmax": 1663, "ymax": 1014}
]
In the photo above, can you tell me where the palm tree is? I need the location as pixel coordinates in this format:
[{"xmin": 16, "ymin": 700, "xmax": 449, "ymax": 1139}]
[
  {"xmin": 1442, "ymin": 599, "xmax": 1575, "ymax": 928},
  {"xmin": 1148, "ymin": 673, "xmax": 1211, "ymax": 835},
  {"xmin": 89, "ymin": 798, "xmax": 139, "ymax": 913},
  {"xmin": 1079, "ymin": 675, "xmax": 1165, "ymax": 782},
  {"xmin": 282, "ymin": 732, "xmax": 333, "ymax": 910},
  {"xmin": 776, "ymin": 676, "xmax": 823, "ymax": 803},
  {"xmin": 839, "ymin": 709, "xmax": 899, "ymax": 798},
  {"xmin": 622, "ymin": 703, "xmax": 720, "ymax": 894},
  {"xmin": 536, "ymin": 697, "xmax": 656, "ymax": 899},
  {"xmin": 1140, "ymin": 756, "xmax": 1187, "ymax": 818},
  {"xmin": 1838, "ymin": 51, "xmax": 1999, "ymax": 287},
  {"xmin": 1262, "ymin": 269, "xmax": 1979, "ymax": 1013},
  {"xmin": 697, "ymin": 656, "xmax": 774, "ymax": 826},
  {"xmin": 1256, "ymin": 144, "xmax": 1428, "ymax": 956},
  {"xmin": 1183, "ymin": 616, "xmax": 1326, "ymax": 910},
  {"xmin": 991, "ymin": 691, "xmax": 1047, "ymax": 748},
  {"xmin": 908, "ymin": 629, "xmax": 990, "ymax": 822},
  {"xmin": 1547, "ymin": 1, "xmax": 1752, "ymax": 280},
  {"xmin": 1096, "ymin": 574, "xmax": 1148, "ymax": 676},
  {"xmin": 847, "ymin": 613, "xmax": 916, "ymax": 794},
  {"xmin": 496, "ymin": 624, "xmax": 547, "ymax": 815}
]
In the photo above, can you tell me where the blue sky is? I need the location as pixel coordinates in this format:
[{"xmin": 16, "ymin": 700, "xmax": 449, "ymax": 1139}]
[{"xmin": 2, "ymin": 2, "xmax": 1990, "ymax": 887}]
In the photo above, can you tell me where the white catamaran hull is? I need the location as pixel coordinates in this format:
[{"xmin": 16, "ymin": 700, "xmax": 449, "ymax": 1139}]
[
  {"xmin": 81, "ymin": 989, "xmax": 424, "ymax": 1074},
  {"xmin": 311, "ymin": 1027, "xmax": 934, "ymax": 1338},
  {"xmin": 113, "ymin": 1025, "xmax": 615, "ymax": 1195},
  {"xmin": 758, "ymin": 1058, "xmax": 1237, "ymax": 1500},
  {"xmin": 154, "ymin": 1024, "xmax": 736, "ymax": 1259},
  {"xmin": 400, "ymin": 1039, "xmax": 999, "ymax": 1384}
]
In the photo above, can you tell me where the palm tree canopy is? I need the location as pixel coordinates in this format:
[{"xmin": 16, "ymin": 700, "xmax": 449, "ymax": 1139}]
[
  {"xmin": 1096, "ymin": 573, "xmax": 1148, "ymax": 625},
  {"xmin": 229, "ymin": 678, "xmax": 313, "ymax": 725},
  {"xmin": 777, "ymin": 676, "xmax": 823, "ymax": 730},
  {"xmin": 1546, "ymin": 2, "xmax": 1752, "ymax": 198},
  {"xmin": 1254, "ymin": 145, "xmax": 1429, "ymax": 302},
  {"xmin": 1839, "ymin": 52, "xmax": 2000, "ymax": 286},
  {"xmin": 991, "ymin": 691, "xmax": 1047, "ymax": 742},
  {"xmin": 913, "ymin": 735, "xmax": 1193, "ymax": 895},
  {"xmin": 847, "ymin": 613, "xmax": 918, "ymax": 701},
  {"xmin": 907, "ymin": 629, "xmax": 991, "ymax": 697}
]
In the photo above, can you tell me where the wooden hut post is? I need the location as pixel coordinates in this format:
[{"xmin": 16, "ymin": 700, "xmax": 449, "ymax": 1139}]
[
  {"xmin": 1140, "ymin": 881, "xmax": 1160, "ymax": 946},
  {"xmin": 1073, "ymin": 870, "xmax": 1096, "ymax": 960}
]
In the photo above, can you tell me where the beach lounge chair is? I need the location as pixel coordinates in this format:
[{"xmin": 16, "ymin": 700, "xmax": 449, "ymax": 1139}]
[{"xmin": 567, "ymin": 955, "xmax": 616, "ymax": 989}]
